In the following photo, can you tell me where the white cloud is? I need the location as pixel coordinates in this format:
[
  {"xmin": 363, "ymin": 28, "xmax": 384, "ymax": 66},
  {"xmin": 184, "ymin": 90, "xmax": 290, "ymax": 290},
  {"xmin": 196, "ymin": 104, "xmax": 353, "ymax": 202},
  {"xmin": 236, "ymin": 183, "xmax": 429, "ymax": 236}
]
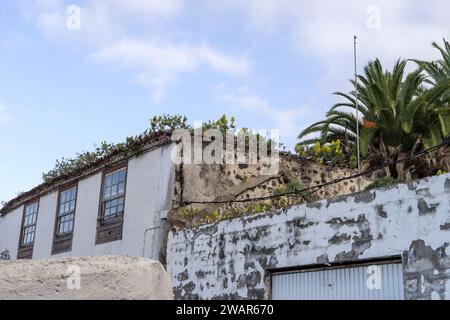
[
  {"xmin": 24, "ymin": 0, "xmax": 183, "ymax": 28},
  {"xmin": 289, "ymin": 0, "xmax": 450, "ymax": 117},
  {"xmin": 18, "ymin": 0, "xmax": 450, "ymax": 134},
  {"xmin": 199, "ymin": 0, "xmax": 296, "ymax": 35},
  {"xmin": 211, "ymin": 0, "xmax": 450, "ymax": 133},
  {"xmin": 91, "ymin": 40, "xmax": 249, "ymax": 76},
  {"xmin": 135, "ymin": 73, "xmax": 176, "ymax": 103},
  {"xmin": 218, "ymin": 0, "xmax": 449, "ymax": 64},
  {"xmin": 215, "ymin": 84, "xmax": 309, "ymax": 148},
  {"xmin": 20, "ymin": 0, "xmax": 116, "ymax": 45},
  {"xmin": 197, "ymin": 45, "xmax": 249, "ymax": 77},
  {"xmin": 292, "ymin": 1, "xmax": 449, "ymax": 63},
  {"xmin": 36, "ymin": 9, "xmax": 65, "ymax": 37},
  {"xmin": 91, "ymin": 39, "xmax": 249, "ymax": 101},
  {"xmin": 21, "ymin": 0, "xmax": 250, "ymax": 101},
  {"xmin": 108, "ymin": 0, "xmax": 184, "ymax": 18},
  {"xmin": 21, "ymin": 0, "xmax": 450, "ymax": 68},
  {"xmin": 198, "ymin": 0, "xmax": 449, "ymax": 79}
]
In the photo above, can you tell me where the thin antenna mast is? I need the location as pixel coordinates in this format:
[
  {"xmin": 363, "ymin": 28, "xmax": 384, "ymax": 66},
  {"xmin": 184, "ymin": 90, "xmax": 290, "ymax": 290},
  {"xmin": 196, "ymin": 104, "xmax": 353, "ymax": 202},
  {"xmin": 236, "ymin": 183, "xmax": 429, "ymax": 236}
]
[{"xmin": 354, "ymin": 35, "xmax": 361, "ymax": 176}]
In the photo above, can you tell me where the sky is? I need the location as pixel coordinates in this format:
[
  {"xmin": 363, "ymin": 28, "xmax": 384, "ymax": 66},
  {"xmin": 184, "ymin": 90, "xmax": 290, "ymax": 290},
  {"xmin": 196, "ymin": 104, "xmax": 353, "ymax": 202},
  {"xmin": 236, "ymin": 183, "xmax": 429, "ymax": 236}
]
[{"xmin": 0, "ymin": 0, "xmax": 449, "ymax": 203}]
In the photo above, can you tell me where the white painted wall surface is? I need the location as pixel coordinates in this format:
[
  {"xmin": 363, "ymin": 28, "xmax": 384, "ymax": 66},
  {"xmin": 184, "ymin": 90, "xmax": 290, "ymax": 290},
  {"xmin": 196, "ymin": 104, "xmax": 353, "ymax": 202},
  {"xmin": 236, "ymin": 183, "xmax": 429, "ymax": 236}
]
[
  {"xmin": 168, "ymin": 173, "xmax": 450, "ymax": 300},
  {"xmin": 0, "ymin": 206, "xmax": 23, "ymax": 259},
  {"xmin": 0, "ymin": 143, "xmax": 176, "ymax": 261},
  {"xmin": 33, "ymin": 192, "xmax": 58, "ymax": 259}
]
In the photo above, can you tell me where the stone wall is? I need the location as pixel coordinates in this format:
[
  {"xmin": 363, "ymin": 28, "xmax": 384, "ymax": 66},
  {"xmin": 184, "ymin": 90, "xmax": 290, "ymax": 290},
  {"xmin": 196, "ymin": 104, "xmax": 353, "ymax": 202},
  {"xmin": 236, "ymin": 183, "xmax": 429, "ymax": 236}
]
[
  {"xmin": 170, "ymin": 153, "xmax": 371, "ymax": 228},
  {"xmin": 167, "ymin": 173, "xmax": 450, "ymax": 300}
]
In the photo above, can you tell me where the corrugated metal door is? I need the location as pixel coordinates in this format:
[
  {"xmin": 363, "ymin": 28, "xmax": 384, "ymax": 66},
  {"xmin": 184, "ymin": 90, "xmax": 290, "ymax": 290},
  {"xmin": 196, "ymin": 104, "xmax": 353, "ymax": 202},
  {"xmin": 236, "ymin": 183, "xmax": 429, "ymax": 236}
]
[{"xmin": 272, "ymin": 262, "xmax": 404, "ymax": 300}]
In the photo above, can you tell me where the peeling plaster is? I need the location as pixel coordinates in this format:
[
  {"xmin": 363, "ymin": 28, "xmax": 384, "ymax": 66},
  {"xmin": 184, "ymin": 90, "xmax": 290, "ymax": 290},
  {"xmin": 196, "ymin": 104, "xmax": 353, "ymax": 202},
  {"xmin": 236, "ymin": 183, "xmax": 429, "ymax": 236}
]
[
  {"xmin": 440, "ymin": 223, "xmax": 450, "ymax": 230},
  {"xmin": 376, "ymin": 205, "xmax": 388, "ymax": 218},
  {"xmin": 168, "ymin": 173, "xmax": 450, "ymax": 300},
  {"xmin": 417, "ymin": 198, "xmax": 439, "ymax": 215},
  {"xmin": 0, "ymin": 249, "xmax": 10, "ymax": 261},
  {"xmin": 403, "ymin": 240, "xmax": 450, "ymax": 300}
]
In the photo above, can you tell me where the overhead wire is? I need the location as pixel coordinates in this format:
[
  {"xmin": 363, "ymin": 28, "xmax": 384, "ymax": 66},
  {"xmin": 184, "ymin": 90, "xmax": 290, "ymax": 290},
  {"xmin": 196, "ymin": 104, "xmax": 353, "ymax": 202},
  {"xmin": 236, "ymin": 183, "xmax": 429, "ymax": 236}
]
[{"xmin": 178, "ymin": 139, "xmax": 450, "ymax": 207}]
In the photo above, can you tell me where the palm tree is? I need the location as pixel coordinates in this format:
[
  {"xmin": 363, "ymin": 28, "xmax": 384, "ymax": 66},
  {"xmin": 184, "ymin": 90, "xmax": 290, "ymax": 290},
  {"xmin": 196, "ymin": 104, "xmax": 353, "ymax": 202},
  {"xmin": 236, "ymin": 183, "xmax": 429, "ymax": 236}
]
[
  {"xmin": 415, "ymin": 39, "xmax": 450, "ymax": 86},
  {"xmin": 298, "ymin": 58, "xmax": 450, "ymax": 178},
  {"xmin": 414, "ymin": 39, "xmax": 450, "ymax": 130},
  {"xmin": 413, "ymin": 39, "xmax": 450, "ymax": 175}
]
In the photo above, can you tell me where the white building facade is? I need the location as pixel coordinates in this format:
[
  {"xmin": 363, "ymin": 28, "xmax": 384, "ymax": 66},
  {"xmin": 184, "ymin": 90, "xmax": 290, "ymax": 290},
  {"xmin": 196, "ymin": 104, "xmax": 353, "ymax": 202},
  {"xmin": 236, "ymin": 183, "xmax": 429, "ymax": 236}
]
[{"xmin": 0, "ymin": 137, "xmax": 177, "ymax": 262}]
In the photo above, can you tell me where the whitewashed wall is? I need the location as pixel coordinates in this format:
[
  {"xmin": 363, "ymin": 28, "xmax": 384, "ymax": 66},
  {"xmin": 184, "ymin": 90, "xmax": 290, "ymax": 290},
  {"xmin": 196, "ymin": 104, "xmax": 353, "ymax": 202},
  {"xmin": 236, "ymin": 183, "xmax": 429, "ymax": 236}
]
[
  {"xmin": 168, "ymin": 173, "xmax": 450, "ymax": 300},
  {"xmin": 0, "ymin": 143, "xmax": 176, "ymax": 261},
  {"xmin": 0, "ymin": 206, "xmax": 22, "ymax": 259}
]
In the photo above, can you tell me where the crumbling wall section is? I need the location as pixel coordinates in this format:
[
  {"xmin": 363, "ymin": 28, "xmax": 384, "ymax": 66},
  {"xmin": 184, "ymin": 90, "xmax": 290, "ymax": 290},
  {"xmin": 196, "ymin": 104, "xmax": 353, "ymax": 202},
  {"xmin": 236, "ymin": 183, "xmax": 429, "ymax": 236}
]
[
  {"xmin": 171, "ymin": 153, "xmax": 371, "ymax": 228},
  {"xmin": 403, "ymin": 240, "xmax": 450, "ymax": 300},
  {"xmin": 167, "ymin": 173, "xmax": 450, "ymax": 300}
]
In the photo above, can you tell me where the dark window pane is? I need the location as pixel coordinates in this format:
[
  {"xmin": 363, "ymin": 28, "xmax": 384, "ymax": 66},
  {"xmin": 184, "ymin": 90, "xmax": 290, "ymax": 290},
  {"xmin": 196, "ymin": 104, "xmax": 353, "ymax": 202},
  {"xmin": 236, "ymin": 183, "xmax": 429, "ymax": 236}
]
[
  {"xmin": 111, "ymin": 185, "xmax": 118, "ymax": 197},
  {"xmin": 104, "ymin": 187, "xmax": 111, "ymax": 199},
  {"xmin": 105, "ymin": 175, "xmax": 112, "ymax": 186},
  {"xmin": 102, "ymin": 169, "xmax": 126, "ymax": 222},
  {"xmin": 119, "ymin": 170, "xmax": 126, "ymax": 182},
  {"xmin": 112, "ymin": 173, "xmax": 119, "ymax": 185},
  {"xmin": 23, "ymin": 225, "xmax": 36, "ymax": 245},
  {"xmin": 22, "ymin": 202, "xmax": 39, "ymax": 245},
  {"xmin": 118, "ymin": 182, "xmax": 125, "ymax": 195},
  {"xmin": 56, "ymin": 188, "xmax": 77, "ymax": 235}
]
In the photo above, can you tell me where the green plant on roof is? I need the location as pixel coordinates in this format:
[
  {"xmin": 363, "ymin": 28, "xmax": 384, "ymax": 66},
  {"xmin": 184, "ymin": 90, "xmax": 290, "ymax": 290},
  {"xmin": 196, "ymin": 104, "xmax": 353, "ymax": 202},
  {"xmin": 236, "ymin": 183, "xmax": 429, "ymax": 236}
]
[
  {"xmin": 202, "ymin": 215, "xmax": 212, "ymax": 224},
  {"xmin": 286, "ymin": 181, "xmax": 303, "ymax": 193},
  {"xmin": 41, "ymin": 114, "xmax": 241, "ymax": 184},
  {"xmin": 364, "ymin": 176, "xmax": 402, "ymax": 191},
  {"xmin": 150, "ymin": 114, "xmax": 190, "ymax": 132},
  {"xmin": 181, "ymin": 207, "xmax": 200, "ymax": 226},
  {"xmin": 295, "ymin": 139, "xmax": 346, "ymax": 165}
]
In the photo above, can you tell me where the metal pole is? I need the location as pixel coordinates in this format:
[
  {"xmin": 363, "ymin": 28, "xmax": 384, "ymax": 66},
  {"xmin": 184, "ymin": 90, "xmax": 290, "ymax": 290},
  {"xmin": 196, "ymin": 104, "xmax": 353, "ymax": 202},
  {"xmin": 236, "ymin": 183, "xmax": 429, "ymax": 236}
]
[{"xmin": 354, "ymin": 35, "xmax": 361, "ymax": 191}]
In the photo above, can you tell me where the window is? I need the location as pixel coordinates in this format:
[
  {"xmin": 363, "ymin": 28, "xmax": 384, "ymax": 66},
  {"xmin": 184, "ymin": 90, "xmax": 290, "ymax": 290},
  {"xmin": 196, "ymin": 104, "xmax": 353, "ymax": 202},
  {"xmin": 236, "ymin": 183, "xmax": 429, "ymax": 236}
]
[
  {"xmin": 22, "ymin": 202, "xmax": 39, "ymax": 245},
  {"xmin": 52, "ymin": 185, "xmax": 78, "ymax": 255},
  {"xmin": 96, "ymin": 165, "xmax": 128, "ymax": 244},
  {"xmin": 102, "ymin": 168, "xmax": 127, "ymax": 222},
  {"xmin": 18, "ymin": 201, "xmax": 39, "ymax": 259},
  {"xmin": 56, "ymin": 187, "xmax": 77, "ymax": 235}
]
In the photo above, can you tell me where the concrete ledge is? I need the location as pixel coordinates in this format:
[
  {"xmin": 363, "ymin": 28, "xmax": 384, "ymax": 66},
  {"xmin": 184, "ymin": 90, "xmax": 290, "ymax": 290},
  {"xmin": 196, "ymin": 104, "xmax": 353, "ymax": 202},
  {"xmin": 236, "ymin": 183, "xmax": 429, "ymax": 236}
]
[{"xmin": 0, "ymin": 256, "xmax": 173, "ymax": 300}]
